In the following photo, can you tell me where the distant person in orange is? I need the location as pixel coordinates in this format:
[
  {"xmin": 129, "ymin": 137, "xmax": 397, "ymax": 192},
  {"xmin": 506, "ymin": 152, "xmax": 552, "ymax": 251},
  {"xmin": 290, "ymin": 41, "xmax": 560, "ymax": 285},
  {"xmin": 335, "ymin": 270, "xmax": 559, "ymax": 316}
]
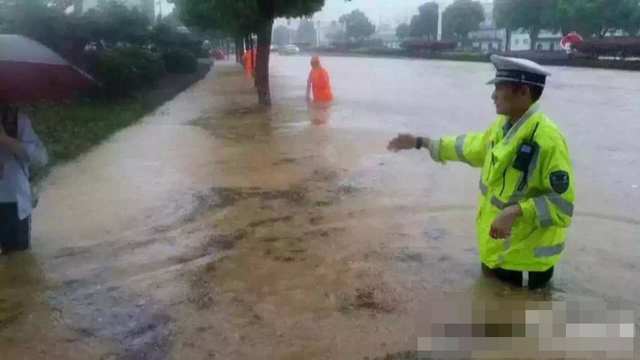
[
  {"xmin": 242, "ymin": 49, "xmax": 254, "ymax": 76},
  {"xmin": 306, "ymin": 56, "xmax": 333, "ymax": 102},
  {"xmin": 306, "ymin": 56, "xmax": 333, "ymax": 125}
]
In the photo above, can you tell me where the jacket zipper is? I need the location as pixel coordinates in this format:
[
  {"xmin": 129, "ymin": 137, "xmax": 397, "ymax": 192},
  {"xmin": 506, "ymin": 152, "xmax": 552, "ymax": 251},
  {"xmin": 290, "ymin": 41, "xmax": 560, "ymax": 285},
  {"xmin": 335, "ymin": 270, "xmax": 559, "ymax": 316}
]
[
  {"xmin": 485, "ymin": 141, "xmax": 494, "ymax": 182},
  {"xmin": 499, "ymin": 168, "xmax": 508, "ymax": 196}
]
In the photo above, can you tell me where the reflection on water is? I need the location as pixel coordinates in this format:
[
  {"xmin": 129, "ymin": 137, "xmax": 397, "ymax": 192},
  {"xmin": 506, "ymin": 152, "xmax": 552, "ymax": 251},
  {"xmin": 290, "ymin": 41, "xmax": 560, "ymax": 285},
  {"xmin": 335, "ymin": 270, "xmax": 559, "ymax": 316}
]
[
  {"xmin": 0, "ymin": 58, "xmax": 638, "ymax": 359},
  {"xmin": 308, "ymin": 100, "xmax": 332, "ymax": 126}
]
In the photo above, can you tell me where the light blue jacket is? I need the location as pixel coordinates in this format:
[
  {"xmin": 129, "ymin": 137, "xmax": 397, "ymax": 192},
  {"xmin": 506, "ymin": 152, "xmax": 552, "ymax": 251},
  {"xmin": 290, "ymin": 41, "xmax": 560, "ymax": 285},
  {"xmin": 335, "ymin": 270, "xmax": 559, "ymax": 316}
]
[{"xmin": 0, "ymin": 112, "xmax": 48, "ymax": 220}]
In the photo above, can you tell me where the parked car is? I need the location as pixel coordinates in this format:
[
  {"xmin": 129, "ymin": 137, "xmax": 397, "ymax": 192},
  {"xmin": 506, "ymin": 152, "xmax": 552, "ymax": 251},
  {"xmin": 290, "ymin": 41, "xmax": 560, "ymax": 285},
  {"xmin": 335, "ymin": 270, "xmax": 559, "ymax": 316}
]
[{"xmin": 278, "ymin": 45, "xmax": 300, "ymax": 55}]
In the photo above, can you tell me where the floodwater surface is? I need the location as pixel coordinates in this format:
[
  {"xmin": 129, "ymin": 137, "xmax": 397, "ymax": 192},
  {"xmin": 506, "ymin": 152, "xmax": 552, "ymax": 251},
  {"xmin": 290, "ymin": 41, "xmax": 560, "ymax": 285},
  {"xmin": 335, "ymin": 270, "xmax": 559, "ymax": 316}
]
[{"xmin": 1, "ymin": 55, "xmax": 638, "ymax": 359}]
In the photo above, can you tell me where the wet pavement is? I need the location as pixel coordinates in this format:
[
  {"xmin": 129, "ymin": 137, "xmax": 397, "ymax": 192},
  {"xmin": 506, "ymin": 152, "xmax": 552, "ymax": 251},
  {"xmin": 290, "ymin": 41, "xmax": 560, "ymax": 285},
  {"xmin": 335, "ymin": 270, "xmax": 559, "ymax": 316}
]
[{"xmin": 1, "ymin": 56, "xmax": 639, "ymax": 359}]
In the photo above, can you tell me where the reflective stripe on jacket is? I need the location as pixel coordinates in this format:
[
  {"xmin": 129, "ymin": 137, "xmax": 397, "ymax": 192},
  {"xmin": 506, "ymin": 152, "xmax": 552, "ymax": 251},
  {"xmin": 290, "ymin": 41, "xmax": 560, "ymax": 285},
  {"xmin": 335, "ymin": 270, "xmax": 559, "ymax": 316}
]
[{"xmin": 427, "ymin": 103, "xmax": 574, "ymax": 272}]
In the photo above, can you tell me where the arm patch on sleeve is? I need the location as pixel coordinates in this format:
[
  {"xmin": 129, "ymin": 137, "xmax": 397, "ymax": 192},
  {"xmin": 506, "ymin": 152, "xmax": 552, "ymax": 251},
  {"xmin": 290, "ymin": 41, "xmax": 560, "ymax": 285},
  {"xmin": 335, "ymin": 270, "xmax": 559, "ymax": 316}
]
[{"xmin": 550, "ymin": 171, "xmax": 570, "ymax": 194}]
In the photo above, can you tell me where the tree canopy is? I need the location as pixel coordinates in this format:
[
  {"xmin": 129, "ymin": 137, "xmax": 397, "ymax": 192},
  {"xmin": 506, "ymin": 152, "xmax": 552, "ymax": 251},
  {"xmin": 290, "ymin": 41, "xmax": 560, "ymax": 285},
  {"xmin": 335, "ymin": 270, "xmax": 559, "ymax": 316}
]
[
  {"xmin": 496, "ymin": 0, "xmax": 553, "ymax": 50},
  {"xmin": 170, "ymin": 0, "xmax": 330, "ymax": 106},
  {"xmin": 339, "ymin": 9, "xmax": 375, "ymax": 40},
  {"xmin": 442, "ymin": 0, "xmax": 484, "ymax": 41},
  {"xmin": 409, "ymin": 2, "xmax": 439, "ymax": 40},
  {"xmin": 496, "ymin": 0, "xmax": 640, "ymax": 41},
  {"xmin": 561, "ymin": 0, "xmax": 640, "ymax": 38},
  {"xmin": 395, "ymin": 23, "xmax": 410, "ymax": 40}
]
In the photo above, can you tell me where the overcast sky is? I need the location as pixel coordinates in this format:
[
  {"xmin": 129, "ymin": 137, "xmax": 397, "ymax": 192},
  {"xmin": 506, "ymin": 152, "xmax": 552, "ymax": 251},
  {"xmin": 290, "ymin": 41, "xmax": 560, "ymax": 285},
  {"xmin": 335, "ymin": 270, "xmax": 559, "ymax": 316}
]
[
  {"xmin": 160, "ymin": 0, "xmax": 457, "ymax": 28},
  {"xmin": 314, "ymin": 0, "xmax": 448, "ymax": 25}
]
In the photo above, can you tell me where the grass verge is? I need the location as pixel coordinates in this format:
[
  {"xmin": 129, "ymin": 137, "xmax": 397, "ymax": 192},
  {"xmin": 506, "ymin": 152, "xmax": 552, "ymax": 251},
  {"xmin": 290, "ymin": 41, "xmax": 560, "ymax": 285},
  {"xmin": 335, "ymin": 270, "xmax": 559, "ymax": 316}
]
[
  {"xmin": 30, "ymin": 100, "xmax": 146, "ymax": 181},
  {"xmin": 27, "ymin": 61, "xmax": 212, "ymax": 183}
]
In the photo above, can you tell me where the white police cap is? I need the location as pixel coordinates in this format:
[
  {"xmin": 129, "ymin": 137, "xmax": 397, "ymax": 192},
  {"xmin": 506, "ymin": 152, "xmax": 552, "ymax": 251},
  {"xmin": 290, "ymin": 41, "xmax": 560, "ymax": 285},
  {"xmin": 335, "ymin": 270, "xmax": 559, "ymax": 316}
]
[{"xmin": 487, "ymin": 55, "xmax": 551, "ymax": 88}]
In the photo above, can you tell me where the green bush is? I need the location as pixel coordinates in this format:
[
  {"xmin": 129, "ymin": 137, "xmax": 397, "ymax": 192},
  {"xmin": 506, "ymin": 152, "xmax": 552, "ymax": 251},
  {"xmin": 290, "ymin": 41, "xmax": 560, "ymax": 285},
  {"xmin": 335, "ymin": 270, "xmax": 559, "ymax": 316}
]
[
  {"xmin": 94, "ymin": 47, "xmax": 165, "ymax": 98},
  {"xmin": 162, "ymin": 49, "xmax": 198, "ymax": 74}
]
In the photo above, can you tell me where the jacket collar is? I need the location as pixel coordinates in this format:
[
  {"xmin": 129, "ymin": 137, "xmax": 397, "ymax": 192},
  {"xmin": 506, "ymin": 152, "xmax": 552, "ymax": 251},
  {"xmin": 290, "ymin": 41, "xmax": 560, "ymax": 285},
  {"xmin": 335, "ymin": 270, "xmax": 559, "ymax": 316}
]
[
  {"xmin": 485, "ymin": 103, "xmax": 542, "ymax": 188},
  {"xmin": 502, "ymin": 102, "xmax": 540, "ymax": 144}
]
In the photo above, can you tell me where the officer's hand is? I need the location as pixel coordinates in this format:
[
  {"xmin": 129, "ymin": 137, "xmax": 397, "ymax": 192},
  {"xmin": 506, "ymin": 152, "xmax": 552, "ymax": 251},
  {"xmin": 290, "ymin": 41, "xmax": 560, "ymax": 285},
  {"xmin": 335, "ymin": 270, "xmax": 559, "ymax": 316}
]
[
  {"xmin": 490, "ymin": 205, "xmax": 522, "ymax": 239},
  {"xmin": 387, "ymin": 134, "xmax": 418, "ymax": 152}
]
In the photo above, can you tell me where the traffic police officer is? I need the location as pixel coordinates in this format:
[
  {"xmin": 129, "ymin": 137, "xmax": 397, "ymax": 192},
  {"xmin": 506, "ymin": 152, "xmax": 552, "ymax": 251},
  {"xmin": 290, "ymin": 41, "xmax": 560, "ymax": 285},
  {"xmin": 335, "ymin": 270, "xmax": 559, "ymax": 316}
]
[{"xmin": 388, "ymin": 55, "xmax": 575, "ymax": 290}]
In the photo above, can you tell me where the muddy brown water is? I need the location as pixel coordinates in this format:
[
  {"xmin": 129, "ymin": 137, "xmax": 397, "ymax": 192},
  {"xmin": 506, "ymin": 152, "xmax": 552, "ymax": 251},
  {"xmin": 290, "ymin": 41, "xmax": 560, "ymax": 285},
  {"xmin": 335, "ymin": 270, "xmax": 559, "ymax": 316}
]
[{"xmin": 1, "ymin": 56, "xmax": 638, "ymax": 359}]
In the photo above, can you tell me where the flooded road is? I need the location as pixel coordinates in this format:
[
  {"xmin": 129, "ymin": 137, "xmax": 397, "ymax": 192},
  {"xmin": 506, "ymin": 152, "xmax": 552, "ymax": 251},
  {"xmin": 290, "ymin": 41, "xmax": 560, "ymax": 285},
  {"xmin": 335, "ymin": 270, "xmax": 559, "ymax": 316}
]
[{"xmin": 1, "ymin": 56, "xmax": 639, "ymax": 359}]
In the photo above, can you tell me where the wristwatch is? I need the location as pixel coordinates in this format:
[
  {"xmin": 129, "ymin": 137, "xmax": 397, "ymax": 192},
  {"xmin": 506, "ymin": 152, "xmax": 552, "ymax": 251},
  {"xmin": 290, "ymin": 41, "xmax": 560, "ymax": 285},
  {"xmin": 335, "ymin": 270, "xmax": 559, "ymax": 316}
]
[{"xmin": 415, "ymin": 137, "xmax": 424, "ymax": 150}]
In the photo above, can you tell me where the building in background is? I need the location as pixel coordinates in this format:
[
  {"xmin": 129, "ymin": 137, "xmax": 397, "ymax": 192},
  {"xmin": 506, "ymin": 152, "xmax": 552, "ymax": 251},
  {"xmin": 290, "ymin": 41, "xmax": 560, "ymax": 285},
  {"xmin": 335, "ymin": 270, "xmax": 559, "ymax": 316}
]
[
  {"xmin": 469, "ymin": 21, "xmax": 507, "ymax": 52},
  {"xmin": 467, "ymin": 1, "xmax": 506, "ymax": 52},
  {"xmin": 509, "ymin": 29, "xmax": 531, "ymax": 51},
  {"xmin": 371, "ymin": 23, "xmax": 401, "ymax": 49},
  {"xmin": 509, "ymin": 30, "xmax": 564, "ymax": 52},
  {"xmin": 480, "ymin": 0, "xmax": 493, "ymax": 21}
]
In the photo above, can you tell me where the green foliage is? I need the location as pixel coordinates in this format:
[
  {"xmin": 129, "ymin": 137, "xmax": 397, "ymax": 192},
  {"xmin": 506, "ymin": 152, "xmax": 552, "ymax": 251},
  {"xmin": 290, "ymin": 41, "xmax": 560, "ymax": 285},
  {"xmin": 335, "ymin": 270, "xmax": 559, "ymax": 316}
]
[
  {"xmin": 443, "ymin": 0, "xmax": 485, "ymax": 41},
  {"xmin": 162, "ymin": 48, "xmax": 198, "ymax": 74},
  {"xmin": 496, "ymin": 0, "xmax": 640, "ymax": 40},
  {"xmin": 339, "ymin": 9, "xmax": 376, "ymax": 40},
  {"xmin": 82, "ymin": 1, "xmax": 151, "ymax": 46},
  {"xmin": 1, "ymin": 0, "xmax": 70, "ymax": 50},
  {"xmin": 409, "ymin": 2, "xmax": 439, "ymax": 40},
  {"xmin": 95, "ymin": 47, "xmax": 165, "ymax": 98},
  {"xmin": 33, "ymin": 100, "xmax": 146, "ymax": 166},
  {"xmin": 171, "ymin": 0, "xmax": 330, "ymax": 105},
  {"xmin": 560, "ymin": 0, "xmax": 639, "ymax": 38},
  {"xmin": 151, "ymin": 22, "xmax": 203, "ymax": 56},
  {"xmin": 1, "ymin": 0, "xmax": 152, "ymax": 54},
  {"xmin": 396, "ymin": 23, "xmax": 411, "ymax": 40}
]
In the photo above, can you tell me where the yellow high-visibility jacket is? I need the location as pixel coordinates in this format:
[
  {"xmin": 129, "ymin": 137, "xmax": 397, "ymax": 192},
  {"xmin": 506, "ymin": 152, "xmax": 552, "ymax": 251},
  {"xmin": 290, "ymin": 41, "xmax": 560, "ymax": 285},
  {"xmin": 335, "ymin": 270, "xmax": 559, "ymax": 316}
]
[{"xmin": 427, "ymin": 103, "xmax": 575, "ymax": 271}]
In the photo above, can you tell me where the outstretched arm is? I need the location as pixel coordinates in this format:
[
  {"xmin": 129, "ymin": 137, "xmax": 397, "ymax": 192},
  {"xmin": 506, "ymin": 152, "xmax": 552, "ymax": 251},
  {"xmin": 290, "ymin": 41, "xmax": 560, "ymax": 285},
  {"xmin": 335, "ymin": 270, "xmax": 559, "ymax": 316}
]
[{"xmin": 388, "ymin": 125, "xmax": 494, "ymax": 169}]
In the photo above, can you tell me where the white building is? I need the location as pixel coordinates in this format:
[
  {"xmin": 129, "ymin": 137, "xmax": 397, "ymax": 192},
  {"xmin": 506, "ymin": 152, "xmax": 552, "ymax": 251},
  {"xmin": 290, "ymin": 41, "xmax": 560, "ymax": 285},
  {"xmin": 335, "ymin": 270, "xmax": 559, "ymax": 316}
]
[
  {"xmin": 469, "ymin": 21, "xmax": 507, "ymax": 52},
  {"xmin": 467, "ymin": 1, "xmax": 507, "ymax": 52},
  {"xmin": 371, "ymin": 30, "xmax": 401, "ymax": 49},
  {"xmin": 510, "ymin": 30, "xmax": 566, "ymax": 52},
  {"xmin": 509, "ymin": 30, "xmax": 531, "ymax": 51}
]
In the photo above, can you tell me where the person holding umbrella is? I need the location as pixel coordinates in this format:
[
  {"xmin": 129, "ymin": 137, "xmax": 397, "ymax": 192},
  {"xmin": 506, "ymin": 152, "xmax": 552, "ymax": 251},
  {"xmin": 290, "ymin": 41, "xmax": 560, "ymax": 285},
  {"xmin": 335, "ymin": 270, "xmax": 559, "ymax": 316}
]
[
  {"xmin": 0, "ymin": 104, "xmax": 48, "ymax": 253},
  {"xmin": 0, "ymin": 34, "xmax": 93, "ymax": 253}
]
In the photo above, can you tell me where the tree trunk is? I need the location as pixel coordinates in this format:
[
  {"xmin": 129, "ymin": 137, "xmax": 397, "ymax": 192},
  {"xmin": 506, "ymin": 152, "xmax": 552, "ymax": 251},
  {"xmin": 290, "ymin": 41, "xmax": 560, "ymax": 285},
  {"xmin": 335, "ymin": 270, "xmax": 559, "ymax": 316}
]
[
  {"xmin": 235, "ymin": 36, "xmax": 243, "ymax": 63},
  {"xmin": 505, "ymin": 28, "xmax": 511, "ymax": 52},
  {"xmin": 255, "ymin": 20, "xmax": 274, "ymax": 106},
  {"xmin": 599, "ymin": 28, "xmax": 608, "ymax": 39},
  {"xmin": 530, "ymin": 29, "xmax": 539, "ymax": 51}
]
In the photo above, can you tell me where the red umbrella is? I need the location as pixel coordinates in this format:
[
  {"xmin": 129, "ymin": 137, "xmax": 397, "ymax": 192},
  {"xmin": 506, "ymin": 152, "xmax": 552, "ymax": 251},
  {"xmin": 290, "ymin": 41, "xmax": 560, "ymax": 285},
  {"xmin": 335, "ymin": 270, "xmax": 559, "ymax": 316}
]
[
  {"xmin": 560, "ymin": 32, "xmax": 583, "ymax": 49},
  {"xmin": 0, "ymin": 34, "xmax": 94, "ymax": 103}
]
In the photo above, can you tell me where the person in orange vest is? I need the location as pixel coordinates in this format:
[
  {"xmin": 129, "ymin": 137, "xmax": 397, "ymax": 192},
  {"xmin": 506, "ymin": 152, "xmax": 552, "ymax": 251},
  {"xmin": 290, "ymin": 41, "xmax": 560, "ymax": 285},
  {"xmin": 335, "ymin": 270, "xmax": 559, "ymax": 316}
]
[
  {"xmin": 242, "ymin": 48, "xmax": 254, "ymax": 77},
  {"xmin": 306, "ymin": 56, "xmax": 333, "ymax": 125}
]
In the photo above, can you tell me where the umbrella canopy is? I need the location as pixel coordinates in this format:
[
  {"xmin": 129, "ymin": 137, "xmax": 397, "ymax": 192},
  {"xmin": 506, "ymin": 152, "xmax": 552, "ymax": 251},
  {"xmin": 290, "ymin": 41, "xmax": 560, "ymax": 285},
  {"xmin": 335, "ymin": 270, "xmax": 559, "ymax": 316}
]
[
  {"xmin": 0, "ymin": 34, "xmax": 94, "ymax": 103},
  {"xmin": 560, "ymin": 32, "xmax": 583, "ymax": 49}
]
